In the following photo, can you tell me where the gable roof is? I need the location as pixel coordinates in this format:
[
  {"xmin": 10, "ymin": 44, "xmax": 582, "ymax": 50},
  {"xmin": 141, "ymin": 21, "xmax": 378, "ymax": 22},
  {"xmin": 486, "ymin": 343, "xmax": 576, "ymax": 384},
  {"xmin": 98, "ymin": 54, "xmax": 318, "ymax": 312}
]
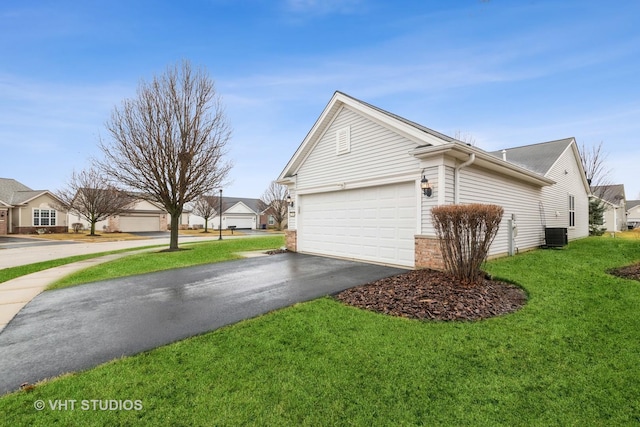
[
  {"xmin": 221, "ymin": 197, "xmax": 261, "ymax": 214},
  {"xmin": 278, "ymin": 91, "xmax": 555, "ymax": 188},
  {"xmin": 627, "ymin": 200, "xmax": 640, "ymax": 210},
  {"xmin": 0, "ymin": 178, "xmax": 55, "ymax": 206},
  {"xmin": 591, "ymin": 184, "xmax": 626, "ymax": 205},
  {"xmin": 489, "ymin": 138, "xmax": 574, "ymax": 176},
  {"xmin": 278, "ymin": 91, "xmax": 455, "ymax": 182}
]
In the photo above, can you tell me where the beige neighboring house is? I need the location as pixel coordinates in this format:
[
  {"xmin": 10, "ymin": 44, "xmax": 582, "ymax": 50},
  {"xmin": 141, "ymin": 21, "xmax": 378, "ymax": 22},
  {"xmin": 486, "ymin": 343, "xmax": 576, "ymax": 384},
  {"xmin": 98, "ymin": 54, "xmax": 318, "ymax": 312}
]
[
  {"xmin": 277, "ymin": 91, "xmax": 590, "ymax": 269},
  {"xmin": 69, "ymin": 198, "xmax": 175, "ymax": 233},
  {"xmin": 0, "ymin": 178, "xmax": 68, "ymax": 235},
  {"xmin": 626, "ymin": 200, "xmax": 640, "ymax": 229},
  {"xmin": 591, "ymin": 184, "xmax": 627, "ymax": 232}
]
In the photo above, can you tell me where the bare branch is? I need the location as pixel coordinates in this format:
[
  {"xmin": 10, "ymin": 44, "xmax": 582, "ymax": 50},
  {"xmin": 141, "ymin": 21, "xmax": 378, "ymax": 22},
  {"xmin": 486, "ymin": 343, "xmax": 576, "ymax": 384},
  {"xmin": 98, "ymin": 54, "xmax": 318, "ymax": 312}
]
[
  {"xmin": 97, "ymin": 60, "xmax": 232, "ymax": 249},
  {"xmin": 259, "ymin": 181, "xmax": 289, "ymax": 230},
  {"xmin": 55, "ymin": 167, "xmax": 136, "ymax": 236}
]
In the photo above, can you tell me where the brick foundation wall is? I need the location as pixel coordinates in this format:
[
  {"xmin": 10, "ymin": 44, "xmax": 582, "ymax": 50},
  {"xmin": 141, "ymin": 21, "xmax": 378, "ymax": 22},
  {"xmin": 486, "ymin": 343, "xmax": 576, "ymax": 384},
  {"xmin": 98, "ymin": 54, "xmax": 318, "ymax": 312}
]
[
  {"xmin": 285, "ymin": 229, "xmax": 297, "ymax": 252},
  {"xmin": 415, "ymin": 235, "xmax": 445, "ymax": 271},
  {"xmin": 13, "ymin": 226, "xmax": 68, "ymax": 235}
]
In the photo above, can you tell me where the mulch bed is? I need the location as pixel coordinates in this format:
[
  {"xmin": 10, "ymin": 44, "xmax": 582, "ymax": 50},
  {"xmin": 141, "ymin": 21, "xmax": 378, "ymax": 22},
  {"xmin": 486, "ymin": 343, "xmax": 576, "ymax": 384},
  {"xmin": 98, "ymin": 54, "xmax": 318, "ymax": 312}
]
[
  {"xmin": 335, "ymin": 269, "xmax": 527, "ymax": 321},
  {"xmin": 608, "ymin": 262, "xmax": 640, "ymax": 281},
  {"xmin": 266, "ymin": 249, "xmax": 288, "ymax": 255}
]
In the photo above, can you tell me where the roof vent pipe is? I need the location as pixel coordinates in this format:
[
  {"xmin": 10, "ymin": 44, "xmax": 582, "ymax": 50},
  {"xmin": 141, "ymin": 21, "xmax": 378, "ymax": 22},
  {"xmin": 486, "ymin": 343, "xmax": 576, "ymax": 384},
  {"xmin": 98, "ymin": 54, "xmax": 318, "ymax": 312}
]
[
  {"xmin": 454, "ymin": 153, "xmax": 476, "ymax": 204},
  {"xmin": 502, "ymin": 149, "xmax": 507, "ymax": 161}
]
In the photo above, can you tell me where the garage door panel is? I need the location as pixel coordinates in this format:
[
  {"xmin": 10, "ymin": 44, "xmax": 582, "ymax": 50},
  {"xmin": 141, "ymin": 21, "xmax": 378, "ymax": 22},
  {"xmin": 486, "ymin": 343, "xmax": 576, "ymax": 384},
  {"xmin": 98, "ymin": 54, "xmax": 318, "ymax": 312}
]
[
  {"xmin": 119, "ymin": 215, "xmax": 161, "ymax": 232},
  {"xmin": 298, "ymin": 182, "xmax": 417, "ymax": 267}
]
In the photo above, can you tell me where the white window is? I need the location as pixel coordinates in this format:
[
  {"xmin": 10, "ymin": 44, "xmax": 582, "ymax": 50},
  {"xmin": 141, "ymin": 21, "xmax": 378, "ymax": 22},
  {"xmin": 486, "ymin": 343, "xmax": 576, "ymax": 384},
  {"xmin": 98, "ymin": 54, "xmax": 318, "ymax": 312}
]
[
  {"xmin": 569, "ymin": 195, "xmax": 575, "ymax": 227},
  {"xmin": 336, "ymin": 126, "xmax": 351, "ymax": 155},
  {"xmin": 33, "ymin": 209, "xmax": 57, "ymax": 226},
  {"xmin": 268, "ymin": 215, "xmax": 275, "ymax": 226}
]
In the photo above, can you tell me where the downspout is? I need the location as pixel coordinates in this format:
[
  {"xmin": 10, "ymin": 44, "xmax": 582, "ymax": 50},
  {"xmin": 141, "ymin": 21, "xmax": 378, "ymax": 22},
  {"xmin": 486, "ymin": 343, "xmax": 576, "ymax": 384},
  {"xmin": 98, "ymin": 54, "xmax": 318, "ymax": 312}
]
[{"xmin": 454, "ymin": 153, "xmax": 476, "ymax": 204}]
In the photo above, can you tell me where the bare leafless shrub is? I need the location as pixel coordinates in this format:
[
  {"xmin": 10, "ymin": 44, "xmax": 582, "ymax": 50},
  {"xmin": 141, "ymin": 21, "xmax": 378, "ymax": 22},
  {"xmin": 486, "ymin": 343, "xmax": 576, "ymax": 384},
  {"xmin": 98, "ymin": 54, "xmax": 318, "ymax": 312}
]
[{"xmin": 432, "ymin": 204, "xmax": 504, "ymax": 284}]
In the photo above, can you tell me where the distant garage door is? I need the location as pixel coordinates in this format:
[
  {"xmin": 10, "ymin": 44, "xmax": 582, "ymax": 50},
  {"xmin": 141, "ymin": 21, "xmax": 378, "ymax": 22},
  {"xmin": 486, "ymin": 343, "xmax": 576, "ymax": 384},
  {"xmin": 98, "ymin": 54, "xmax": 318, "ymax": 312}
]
[
  {"xmin": 226, "ymin": 216, "xmax": 255, "ymax": 229},
  {"xmin": 119, "ymin": 215, "xmax": 161, "ymax": 232},
  {"xmin": 298, "ymin": 182, "xmax": 417, "ymax": 267}
]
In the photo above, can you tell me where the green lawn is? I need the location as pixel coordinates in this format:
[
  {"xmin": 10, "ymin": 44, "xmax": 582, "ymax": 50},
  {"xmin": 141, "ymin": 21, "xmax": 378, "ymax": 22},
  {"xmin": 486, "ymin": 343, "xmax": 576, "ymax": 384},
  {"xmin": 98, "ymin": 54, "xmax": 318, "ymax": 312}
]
[
  {"xmin": 47, "ymin": 235, "xmax": 286, "ymax": 290},
  {"xmin": 1, "ymin": 237, "xmax": 639, "ymax": 426}
]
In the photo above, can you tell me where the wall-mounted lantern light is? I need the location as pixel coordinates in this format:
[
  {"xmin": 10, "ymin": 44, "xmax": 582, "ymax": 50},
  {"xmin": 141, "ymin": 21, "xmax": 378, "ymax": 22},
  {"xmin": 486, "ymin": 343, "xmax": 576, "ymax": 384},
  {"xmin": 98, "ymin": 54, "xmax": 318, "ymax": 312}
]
[
  {"xmin": 421, "ymin": 175, "xmax": 433, "ymax": 197},
  {"xmin": 286, "ymin": 194, "xmax": 294, "ymax": 207}
]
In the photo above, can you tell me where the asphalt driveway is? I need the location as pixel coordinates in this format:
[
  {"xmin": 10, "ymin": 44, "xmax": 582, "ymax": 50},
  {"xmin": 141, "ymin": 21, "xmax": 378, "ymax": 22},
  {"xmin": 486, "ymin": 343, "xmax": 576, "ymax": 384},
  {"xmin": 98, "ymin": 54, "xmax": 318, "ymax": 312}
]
[{"xmin": 0, "ymin": 253, "xmax": 405, "ymax": 395}]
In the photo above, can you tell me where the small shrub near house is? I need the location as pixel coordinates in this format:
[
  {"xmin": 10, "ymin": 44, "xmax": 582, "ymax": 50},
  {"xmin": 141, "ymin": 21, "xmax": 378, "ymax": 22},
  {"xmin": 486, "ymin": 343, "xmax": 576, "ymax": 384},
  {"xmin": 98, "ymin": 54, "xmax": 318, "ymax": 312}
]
[{"xmin": 432, "ymin": 203, "xmax": 504, "ymax": 284}]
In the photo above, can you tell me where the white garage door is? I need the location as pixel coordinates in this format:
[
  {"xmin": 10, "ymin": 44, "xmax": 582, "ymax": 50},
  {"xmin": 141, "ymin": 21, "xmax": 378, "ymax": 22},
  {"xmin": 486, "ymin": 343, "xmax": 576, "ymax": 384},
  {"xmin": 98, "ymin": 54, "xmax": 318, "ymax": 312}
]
[
  {"xmin": 119, "ymin": 215, "xmax": 161, "ymax": 232},
  {"xmin": 226, "ymin": 216, "xmax": 254, "ymax": 229},
  {"xmin": 298, "ymin": 182, "xmax": 417, "ymax": 267}
]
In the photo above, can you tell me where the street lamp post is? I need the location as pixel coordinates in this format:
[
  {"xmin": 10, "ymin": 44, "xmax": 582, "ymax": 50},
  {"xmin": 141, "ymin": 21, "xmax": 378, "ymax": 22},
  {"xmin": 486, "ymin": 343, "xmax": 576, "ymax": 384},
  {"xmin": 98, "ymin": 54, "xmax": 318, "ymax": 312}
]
[{"xmin": 218, "ymin": 188, "xmax": 223, "ymax": 240}]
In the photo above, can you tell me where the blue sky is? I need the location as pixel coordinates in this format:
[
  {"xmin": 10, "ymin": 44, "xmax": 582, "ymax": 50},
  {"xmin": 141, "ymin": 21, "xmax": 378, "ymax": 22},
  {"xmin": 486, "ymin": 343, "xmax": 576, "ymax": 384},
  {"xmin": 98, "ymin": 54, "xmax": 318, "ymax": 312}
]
[{"xmin": 1, "ymin": 0, "xmax": 639, "ymax": 199}]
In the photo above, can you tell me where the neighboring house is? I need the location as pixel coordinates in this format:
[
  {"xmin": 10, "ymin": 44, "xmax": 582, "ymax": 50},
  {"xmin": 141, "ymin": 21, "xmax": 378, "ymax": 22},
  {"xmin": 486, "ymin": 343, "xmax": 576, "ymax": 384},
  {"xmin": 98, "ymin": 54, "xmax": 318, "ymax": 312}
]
[
  {"xmin": 68, "ymin": 198, "xmax": 170, "ymax": 233},
  {"xmin": 0, "ymin": 178, "xmax": 68, "ymax": 234},
  {"xmin": 258, "ymin": 200, "xmax": 289, "ymax": 230},
  {"xmin": 626, "ymin": 200, "xmax": 640, "ymax": 229},
  {"xmin": 590, "ymin": 184, "xmax": 626, "ymax": 232},
  {"xmin": 277, "ymin": 91, "xmax": 590, "ymax": 269},
  {"xmin": 189, "ymin": 197, "xmax": 261, "ymax": 230}
]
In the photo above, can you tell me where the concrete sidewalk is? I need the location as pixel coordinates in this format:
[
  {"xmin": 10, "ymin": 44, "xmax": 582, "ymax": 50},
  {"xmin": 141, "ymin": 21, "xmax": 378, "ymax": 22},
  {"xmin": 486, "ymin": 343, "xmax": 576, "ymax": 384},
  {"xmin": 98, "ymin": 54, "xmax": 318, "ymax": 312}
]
[{"xmin": 0, "ymin": 234, "xmax": 245, "ymax": 269}]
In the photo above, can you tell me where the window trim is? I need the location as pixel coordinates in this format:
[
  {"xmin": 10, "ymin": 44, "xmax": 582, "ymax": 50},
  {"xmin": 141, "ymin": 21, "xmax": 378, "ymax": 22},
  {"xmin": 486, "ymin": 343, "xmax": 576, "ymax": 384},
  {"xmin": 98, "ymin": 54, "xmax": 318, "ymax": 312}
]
[{"xmin": 33, "ymin": 208, "xmax": 57, "ymax": 227}]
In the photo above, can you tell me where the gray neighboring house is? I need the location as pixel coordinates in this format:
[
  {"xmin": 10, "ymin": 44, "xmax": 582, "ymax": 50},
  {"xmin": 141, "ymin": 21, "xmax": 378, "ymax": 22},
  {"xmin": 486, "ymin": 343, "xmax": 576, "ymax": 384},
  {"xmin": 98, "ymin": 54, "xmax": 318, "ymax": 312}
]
[
  {"xmin": 189, "ymin": 197, "xmax": 262, "ymax": 230},
  {"xmin": 0, "ymin": 178, "xmax": 68, "ymax": 235},
  {"xmin": 625, "ymin": 200, "xmax": 640, "ymax": 229},
  {"xmin": 277, "ymin": 91, "xmax": 590, "ymax": 269},
  {"xmin": 591, "ymin": 184, "xmax": 627, "ymax": 232}
]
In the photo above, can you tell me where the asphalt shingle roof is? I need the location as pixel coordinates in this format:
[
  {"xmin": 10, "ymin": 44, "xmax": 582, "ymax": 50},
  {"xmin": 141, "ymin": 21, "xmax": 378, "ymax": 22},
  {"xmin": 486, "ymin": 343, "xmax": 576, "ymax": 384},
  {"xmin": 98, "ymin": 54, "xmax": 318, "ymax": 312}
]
[
  {"xmin": 488, "ymin": 138, "xmax": 574, "ymax": 176},
  {"xmin": 0, "ymin": 178, "xmax": 36, "ymax": 205}
]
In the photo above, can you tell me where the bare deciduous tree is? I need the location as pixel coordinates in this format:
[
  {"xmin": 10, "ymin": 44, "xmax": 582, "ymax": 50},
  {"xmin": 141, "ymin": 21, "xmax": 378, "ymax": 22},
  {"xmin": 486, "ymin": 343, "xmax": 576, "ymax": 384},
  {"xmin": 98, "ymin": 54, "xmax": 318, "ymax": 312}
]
[
  {"xmin": 190, "ymin": 194, "xmax": 220, "ymax": 232},
  {"xmin": 454, "ymin": 130, "xmax": 477, "ymax": 146},
  {"xmin": 580, "ymin": 141, "xmax": 612, "ymax": 197},
  {"xmin": 55, "ymin": 167, "xmax": 136, "ymax": 236},
  {"xmin": 258, "ymin": 181, "xmax": 288, "ymax": 230},
  {"xmin": 579, "ymin": 141, "xmax": 613, "ymax": 234},
  {"xmin": 98, "ymin": 60, "xmax": 232, "ymax": 250}
]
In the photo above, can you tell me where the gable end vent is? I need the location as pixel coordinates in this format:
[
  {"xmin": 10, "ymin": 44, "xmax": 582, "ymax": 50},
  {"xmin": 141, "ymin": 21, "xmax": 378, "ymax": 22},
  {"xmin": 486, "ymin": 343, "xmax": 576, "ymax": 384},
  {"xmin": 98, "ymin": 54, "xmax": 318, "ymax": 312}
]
[{"xmin": 336, "ymin": 126, "xmax": 351, "ymax": 155}]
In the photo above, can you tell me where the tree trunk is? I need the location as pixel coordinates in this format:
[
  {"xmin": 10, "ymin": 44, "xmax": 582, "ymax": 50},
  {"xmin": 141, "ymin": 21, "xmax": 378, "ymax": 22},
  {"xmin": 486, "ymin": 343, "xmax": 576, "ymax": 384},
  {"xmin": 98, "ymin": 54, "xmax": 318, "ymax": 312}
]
[
  {"xmin": 204, "ymin": 219, "xmax": 209, "ymax": 233},
  {"xmin": 90, "ymin": 220, "xmax": 97, "ymax": 236},
  {"xmin": 169, "ymin": 214, "xmax": 180, "ymax": 250}
]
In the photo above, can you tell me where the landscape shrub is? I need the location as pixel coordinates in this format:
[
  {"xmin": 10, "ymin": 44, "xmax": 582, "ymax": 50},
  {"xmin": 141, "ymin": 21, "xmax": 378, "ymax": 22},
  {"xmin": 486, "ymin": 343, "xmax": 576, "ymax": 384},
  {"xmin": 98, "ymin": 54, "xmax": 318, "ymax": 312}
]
[{"xmin": 432, "ymin": 203, "xmax": 504, "ymax": 284}]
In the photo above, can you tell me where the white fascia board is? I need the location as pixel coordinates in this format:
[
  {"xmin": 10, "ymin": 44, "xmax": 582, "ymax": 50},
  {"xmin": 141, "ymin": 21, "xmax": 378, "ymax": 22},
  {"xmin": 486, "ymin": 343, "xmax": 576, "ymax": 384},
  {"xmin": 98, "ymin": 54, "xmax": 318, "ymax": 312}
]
[
  {"xmin": 412, "ymin": 143, "xmax": 555, "ymax": 187},
  {"xmin": 277, "ymin": 93, "xmax": 343, "ymax": 181}
]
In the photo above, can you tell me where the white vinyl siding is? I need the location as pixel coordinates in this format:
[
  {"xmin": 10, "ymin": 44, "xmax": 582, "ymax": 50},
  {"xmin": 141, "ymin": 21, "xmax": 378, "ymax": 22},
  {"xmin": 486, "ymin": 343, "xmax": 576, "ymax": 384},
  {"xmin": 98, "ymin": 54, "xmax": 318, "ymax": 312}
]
[
  {"xmin": 296, "ymin": 107, "xmax": 420, "ymax": 190},
  {"xmin": 457, "ymin": 166, "xmax": 543, "ymax": 256},
  {"xmin": 541, "ymin": 144, "xmax": 589, "ymax": 240}
]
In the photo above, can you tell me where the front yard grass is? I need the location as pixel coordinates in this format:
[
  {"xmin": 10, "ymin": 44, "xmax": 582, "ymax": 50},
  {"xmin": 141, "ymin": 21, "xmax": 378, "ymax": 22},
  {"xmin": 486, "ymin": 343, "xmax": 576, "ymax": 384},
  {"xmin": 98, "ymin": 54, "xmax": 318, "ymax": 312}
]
[
  {"xmin": 1, "ymin": 237, "xmax": 639, "ymax": 426},
  {"xmin": 47, "ymin": 235, "xmax": 286, "ymax": 290}
]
